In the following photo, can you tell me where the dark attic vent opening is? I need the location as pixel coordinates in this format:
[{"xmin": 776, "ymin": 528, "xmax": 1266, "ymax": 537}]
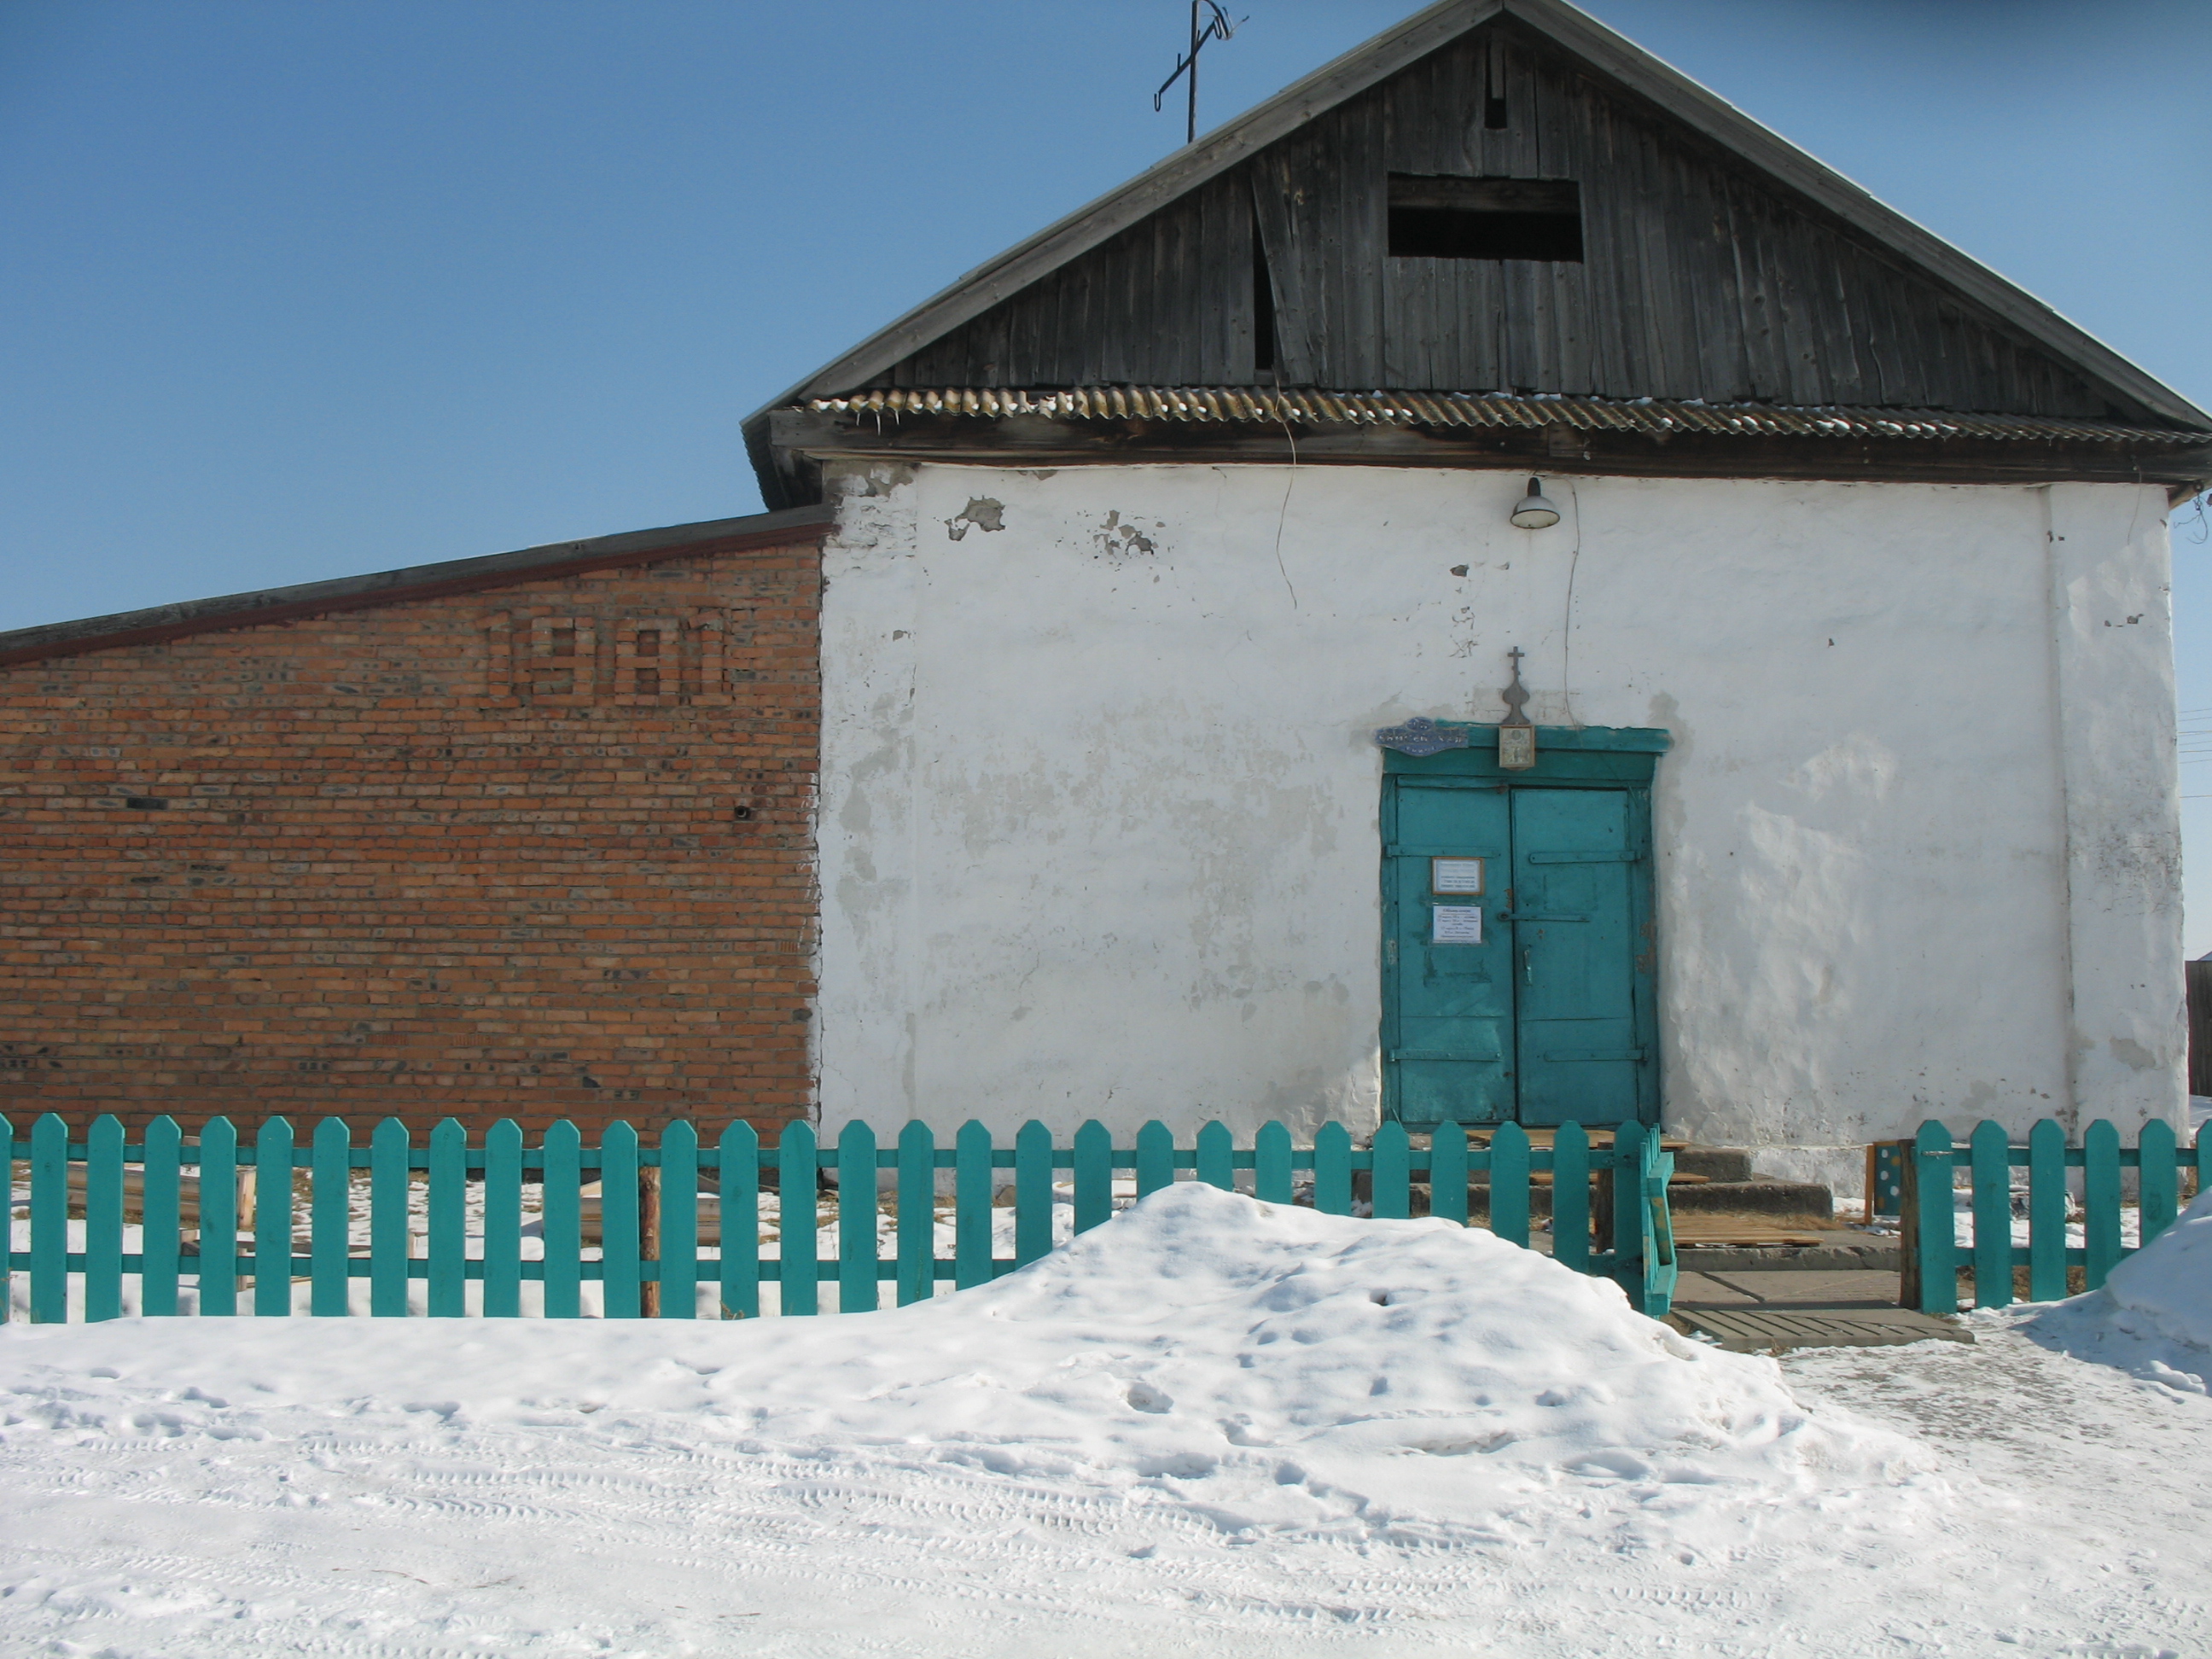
[
  {"xmin": 1251, "ymin": 209, "xmax": 1278, "ymax": 375},
  {"xmin": 1387, "ymin": 174, "xmax": 1582, "ymax": 262}
]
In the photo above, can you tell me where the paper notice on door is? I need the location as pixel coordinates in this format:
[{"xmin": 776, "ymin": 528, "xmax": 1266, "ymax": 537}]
[{"xmin": 1430, "ymin": 905, "xmax": 1483, "ymax": 945}]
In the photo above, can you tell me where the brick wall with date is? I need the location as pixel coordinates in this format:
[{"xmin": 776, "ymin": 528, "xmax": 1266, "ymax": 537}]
[{"xmin": 0, "ymin": 510, "xmax": 830, "ymax": 1135}]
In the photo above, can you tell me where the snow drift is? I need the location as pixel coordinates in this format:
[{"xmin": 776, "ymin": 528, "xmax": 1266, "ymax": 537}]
[{"xmin": 0, "ymin": 1184, "xmax": 1918, "ymax": 1535}]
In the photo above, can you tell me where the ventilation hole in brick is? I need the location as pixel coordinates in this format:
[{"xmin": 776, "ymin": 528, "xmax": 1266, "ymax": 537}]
[{"xmin": 124, "ymin": 796, "xmax": 168, "ymax": 810}]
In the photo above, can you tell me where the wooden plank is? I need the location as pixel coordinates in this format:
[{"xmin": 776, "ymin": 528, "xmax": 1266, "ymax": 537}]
[
  {"xmin": 426, "ymin": 1120, "xmax": 467, "ymax": 1318},
  {"xmin": 1135, "ymin": 1120, "xmax": 1175, "ymax": 1199},
  {"xmin": 481, "ymin": 1119, "xmax": 522, "ymax": 1318},
  {"xmin": 1970, "ymin": 1119, "xmax": 2012, "ymax": 1309},
  {"xmin": 953, "ymin": 1121, "xmax": 992, "ymax": 1292},
  {"xmin": 719, "ymin": 1121, "xmax": 761, "ymax": 1318},
  {"xmin": 1430, "ymin": 1121, "xmax": 1470, "ymax": 1227},
  {"xmin": 1313, "ymin": 1121, "xmax": 1353, "ymax": 1215},
  {"xmin": 661, "ymin": 1120, "xmax": 700, "ymax": 1320},
  {"xmin": 84, "ymin": 1116, "xmax": 125, "ymax": 1323},
  {"xmin": 2082, "ymin": 1119, "xmax": 2122, "ymax": 1289},
  {"xmin": 30, "ymin": 1114, "xmax": 67, "ymax": 1323},
  {"xmin": 1909, "ymin": 1121, "xmax": 1958, "ymax": 1316},
  {"xmin": 1551, "ymin": 1121, "xmax": 1589, "ymax": 1271},
  {"xmin": 897, "ymin": 1120, "xmax": 935, "ymax": 1305},
  {"xmin": 1371, "ymin": 1121, "xmax": 1411, "ymax": 1220},
  {"xmin": 837, "ymin": 1120, "xmax": 878, "ymax": 1314},
  {"xmin": 1489, "ymin": 1121, "xmax": 1531, "ymax": 1247},
  {"xmin": 254, "ymin": 1116, "xmax": 294, "ymax": 1317},
  {"xmin": 1015, "ymin": 1120, "xmax": 1054, "ymax": 1266},
  {"xmin": 310, "ymin": 1117, "xmax": 352, "ymax": 1317},
  {"xmin": 1610, "ymin": 1121, "xmax": 1644, "ymax": 1280},
  {"xmin": 0, "ymin": 1114, "xmax": 11, "ymax": 1323},
  {"xmin": 541, "ymin": 1121, "xmax": 583, "ymax": 1319},
  {"xmin": 1073, "ymin": 1118, "xmax": 1115, "ymax": 1232},
  {"xmin": 370, "ymin": 1118, "xmax": 410, "ymax": 1318},
  {"xmin": 140, "ymin": 1116, "xmax": 182, "ymax": 1318},
  {"xmin": 1195, "ymin": 1120, "xmax": 1236, "ymax": 1193},
  {"xmin": 602, "ymin": 1121, "xmax": 643, "ymax": 1319},
  {"xmin": 2139, "ymin": 1119, "xmax": 2179, "ymax": 1249},
  {"xmin": 197, "ymin": 1117, "xmax": 239, "ymax": 1318},
  {"xmin": 2027, "ymin": 1118, "xmax": 2068, "ymax": 1301}
]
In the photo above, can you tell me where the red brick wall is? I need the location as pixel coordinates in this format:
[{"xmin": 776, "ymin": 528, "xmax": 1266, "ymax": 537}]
[{"xmin": 0, "ymin": 530, "xmax": 822, "ymax": 1138}]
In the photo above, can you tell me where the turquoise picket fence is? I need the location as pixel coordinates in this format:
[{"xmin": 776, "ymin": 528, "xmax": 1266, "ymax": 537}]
[
  {"xmin": 1901, "ymin": 1117, "xmax": 2209, "ymax": 1314},
  {"xmin": 3, "ymin": 1112, "xmax": 1677, "ymax": 1324}
]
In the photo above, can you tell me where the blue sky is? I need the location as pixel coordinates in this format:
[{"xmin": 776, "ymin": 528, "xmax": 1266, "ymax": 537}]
[{"xmin": 4, "ymin": 0, "xmax": 2209, "ymax": 935}]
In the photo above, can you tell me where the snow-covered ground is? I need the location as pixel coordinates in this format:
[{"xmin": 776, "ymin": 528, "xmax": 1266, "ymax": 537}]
[{"xmin": 3, "ymin": 1184, "xmax": 2208, "ymax": 1656}]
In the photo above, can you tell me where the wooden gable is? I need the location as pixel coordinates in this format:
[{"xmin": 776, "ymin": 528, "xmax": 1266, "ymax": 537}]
[{"xmin": 877, "ymin": 18, "xmax": 2108, "ymax": 416}]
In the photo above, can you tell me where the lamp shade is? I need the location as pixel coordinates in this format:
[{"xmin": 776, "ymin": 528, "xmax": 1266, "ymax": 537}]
[{"xmin": 1510, "ymin": 478, "xmax": 1561, "ymax": 529}]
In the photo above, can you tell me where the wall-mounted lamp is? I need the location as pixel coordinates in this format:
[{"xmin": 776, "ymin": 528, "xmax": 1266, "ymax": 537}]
[{"xmin": 1509, "ymin": 478, "xmax": 1561, "ymax": 529}]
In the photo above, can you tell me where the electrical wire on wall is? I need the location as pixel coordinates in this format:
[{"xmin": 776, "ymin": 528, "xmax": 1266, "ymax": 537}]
[
  {"xmin": 1271, "ymin": 418, "xmax": 1300, "ymax": 609},
  {"xmin": 1559, "ymin": 479, "xmax": 1584, "ymax": 727}
]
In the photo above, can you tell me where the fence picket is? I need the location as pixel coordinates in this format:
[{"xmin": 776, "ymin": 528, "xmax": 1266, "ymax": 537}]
[
  {"xmin": 31, "ymin": 1114, "xmax": 68, "ymax": 1323},
  {"xmin": 661, "ymin": 1120, "xmax": 700, "ymax": 1320},
  {"xmin": 0, "ymin": 1113, "xmax": 13, "ymax": 1323},
  {"xmin": 1909, "ymin": 1121, "xmax": 1957, "ymax": 1315},
  {"xmin": 1253, "ymin": 1120, "xmax": 1293, "ymax": 1207},
  {"xmin": 1135, "ymin": 1121, "xmax": 1174, "ymax": 1198},
  {"xmin": 719, "ymin": 1121, "xmax": 760, "ymax": 1318},
  {"xmin": 141, "ymin": 1116, "xmax": 182, "ymax": 1318},
  {"xmin": 2139, "ymin": 1120, "xmax": 2179, "ymax": 1249},
  {"xmin": 1015, "ymin": 1121, "xmax": 1054, "ymax": 1266},
  {"xmin": 541, "ymin": 1121, "xmax": 583, "ymax": 1319},
  {"xmin": 1551, "ymin": 1123, "xmax": 1590, "ymax": 1272},
  {"xmin": 1195, "ymin": 1121, "xmax": 1235, "ymax": 1193},
  {"xmin": 1970, "ymin": 1120, "xmax": 2011, "ymax": 1309},
  {"xmin": 481, "ymin": 1120, "xmax": 522, "ymax": 1318},
  {"xmin": 896, "ymin": 1121, "xmax": 934, "ymax": 1306},
  {"xmin": 254, "ymin": 1117, "xmax": 294, "ymax": 1317},
  {"xmin": 2199, "ymin": 1121, "xmax": 2211, "ymax": 1196},
  {"xmin": 2081, "ymin": 1119, "xmax": 2122, "ymax": 1289},
  {"xmin": 602, "ymin": 1122, "xmax": 643, "ymax": 1319},
  {"xmin": 1371, "ymin": 1121, "xmax": 1410, "ymax": 1219},
  {"xmin": 1313, "ymin": 1122, "xmax": 1352, "ymax": 1214},
  {"xmin": 311, "ymin": 1119, "xmax": 352, "ymax": 1317},
  {"xmin": 837, "ymin": 1121, "xmax": 877, "ymax": 1313},
  {"xmin": 369, "ymin": 1119, "xmax": 410, "ymax": 1317},
  {"xmin": 2027, "ymin": 1118, "xmax": 2067, "ymax": 1301},
  {"xmin": 1490, "ymin": 1122, "xmax": 1531, "ymax": 1247},
  {"xmin": 953, "ymin": 1121, "xmax": 992, "ymax": 1291},
  {"xmin": 1072, "ymin": 1119, "xmax": 1114, "ymax": 1231},
  {"xmin": 84, "ymin": 1116, "xmax": 125, "ymax": 1323},
  {"xmin": 1429, "ymin": 1122, "xmax": 1468, "ymax": 1226},
  {"xmin": 1610, "ymin": 1122, "xmax": 1644, "ymax": 1284},
  {"xmin": 777, "ymin": 1121, "xmax": 818, "ymax": 1314},
  {"xmin": 427, "ymin": 1120, "xmax": 468, "ymax": 1318},
  {"xmin": 198, "ymin": 1118, "xmax": 239, "ymax": 1318}
]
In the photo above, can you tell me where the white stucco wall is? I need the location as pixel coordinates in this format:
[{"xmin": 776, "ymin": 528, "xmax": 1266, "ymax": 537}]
[{"xmin": 813, "ymin": 461, "xmax": 2181, "ymax": 1186}]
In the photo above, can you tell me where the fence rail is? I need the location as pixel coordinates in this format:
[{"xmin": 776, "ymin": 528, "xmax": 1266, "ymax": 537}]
[
  {"xmin": 1901, "ymin": 1118, "xmax": 2209, "ymax": 1313},
  {"xmin": 4, "ymin": 1114, "xmax": 1677, "ymax": 1324}
]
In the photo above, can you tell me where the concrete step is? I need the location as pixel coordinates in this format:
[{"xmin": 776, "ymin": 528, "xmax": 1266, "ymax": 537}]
[
  {"xmin": 1671, "ymin": 1146, "xmax": 1754, "ymax": 1183},
  {"xmin": 1668, "ymin": 1179, "xmax": 1833, "ymax": 1219}
]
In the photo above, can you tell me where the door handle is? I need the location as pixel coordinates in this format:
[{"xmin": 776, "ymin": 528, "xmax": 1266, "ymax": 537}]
[{"xmin": 1522, "ymin": 946, "xmax": 1533, "ymax": 987}]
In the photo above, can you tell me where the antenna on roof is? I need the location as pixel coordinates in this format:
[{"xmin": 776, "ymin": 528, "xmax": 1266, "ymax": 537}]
[{"xmin": 1154, "ymin": 1, "xmax": 1243, "ymax": 147}]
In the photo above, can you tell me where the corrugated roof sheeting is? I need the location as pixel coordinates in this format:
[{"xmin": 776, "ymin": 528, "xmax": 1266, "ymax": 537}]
[{"xmin": 803, "ymin": 387, "xmax": 2209, "ymax": 446}]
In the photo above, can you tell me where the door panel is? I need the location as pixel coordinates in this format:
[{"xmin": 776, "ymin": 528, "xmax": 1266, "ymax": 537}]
[
  {"xmin": 1510, "ymin": 789, "xmax": 1642, "ymax": 1127},
  {"xmin": 1385, "ymin": 782, "xmax": 1512, "ymax": 1126},
  {"xmin": 1382, "ymin": 778, "xmax": 1653, "ymax": 1129}
]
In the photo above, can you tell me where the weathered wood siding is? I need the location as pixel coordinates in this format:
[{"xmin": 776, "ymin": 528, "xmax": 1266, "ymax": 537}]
[{"xmin": 872, "ymin": 22, "xmax": 2109, "ymax": 416}]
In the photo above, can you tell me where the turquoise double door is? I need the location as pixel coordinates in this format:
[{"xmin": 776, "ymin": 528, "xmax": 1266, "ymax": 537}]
[{"xmin": 1382, "ymin": 777, "xmax": 1657, "ymax": 1128}]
